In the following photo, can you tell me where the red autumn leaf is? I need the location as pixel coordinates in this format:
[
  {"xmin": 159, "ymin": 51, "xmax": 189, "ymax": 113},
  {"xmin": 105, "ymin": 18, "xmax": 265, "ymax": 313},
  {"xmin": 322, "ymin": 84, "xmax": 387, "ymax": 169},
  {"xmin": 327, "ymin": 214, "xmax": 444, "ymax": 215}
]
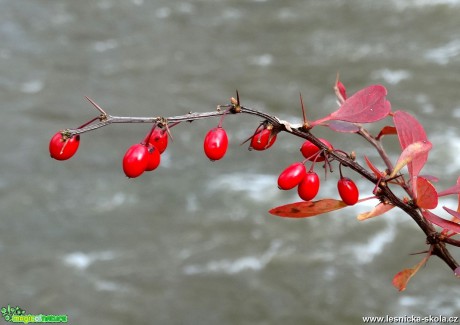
[
  {"xmin": 357, "ymin": 202, "xmax": 394, "ymax": 221},
  {"xmin": 438, "ymin": 183, "xmax": 460, "ymax": 197},
  {"xmin": 364, "ymin": 156, "xmax": 385, "ymax": 178},
  {"xmin": 392, "ymin": 268, "xmax": 416, "ymax": 292},
  {"xmin": 443, "ymin": 207, "xmax": 460, "ymax": 224},
  {"xmin": 419, "ymin": 175, "xmax": 439, "ymax": 183},
  {"xmin": 416, "ymin": 177, "xmax": 438, "ymax": 209},
  {"xmin": 422, "ymin": 210, "xmax": 460, "ymax": 234},
  {"xmin": 330, "ymin": 85, "xmax": 390, "ymax": 123},
  {"xmin": 269, "ymin": 199, "xmax": 347, "ymax": 218},
  {"xmin": 393, "ymin": 110, "xmax": 428, "ymax": 148},
  {"xmin": 390, "ymin": 141, "xmax": 432, "ymax": 178},
  {"xmin": 326, "ymin": 120, "xmax": 360, "ymax": 133},
  {"xmin": 392, "ymin": 253, "xmax": 430, "ymax": 291},
  {"xmin": 393, "ymin": 111, "xmax": 430, "ymax": 195},
  {"xmin": 312, "ymin": 85, "xmax": 391, "ymax": 125},
  {"xmin": 376, "ymin": 125, "xmax": 397, "ymax": 140}
]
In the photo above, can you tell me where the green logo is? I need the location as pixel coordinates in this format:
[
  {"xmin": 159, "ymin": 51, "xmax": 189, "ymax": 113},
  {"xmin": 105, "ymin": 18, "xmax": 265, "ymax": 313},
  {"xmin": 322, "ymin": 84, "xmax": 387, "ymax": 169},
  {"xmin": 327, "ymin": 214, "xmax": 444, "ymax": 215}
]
[{"xmin": 1, "ymin": 305, "xmax": 68, "ymax": 324}]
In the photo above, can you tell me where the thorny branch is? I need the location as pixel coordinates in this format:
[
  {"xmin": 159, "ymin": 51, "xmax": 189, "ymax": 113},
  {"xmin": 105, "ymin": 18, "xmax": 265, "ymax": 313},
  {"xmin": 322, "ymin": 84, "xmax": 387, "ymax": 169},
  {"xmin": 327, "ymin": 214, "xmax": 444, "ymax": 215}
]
[{"xmin": 65, "ymin": 98, "xmax": 459, "ymax": 273}]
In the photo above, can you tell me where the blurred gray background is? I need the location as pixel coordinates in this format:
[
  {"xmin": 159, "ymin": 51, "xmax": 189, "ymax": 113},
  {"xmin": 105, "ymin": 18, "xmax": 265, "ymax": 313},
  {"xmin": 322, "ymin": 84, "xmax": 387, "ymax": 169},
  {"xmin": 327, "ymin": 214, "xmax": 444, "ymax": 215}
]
[{"xmin": 1, "ymin": 0, "xmax": 459, "ymax": 324}]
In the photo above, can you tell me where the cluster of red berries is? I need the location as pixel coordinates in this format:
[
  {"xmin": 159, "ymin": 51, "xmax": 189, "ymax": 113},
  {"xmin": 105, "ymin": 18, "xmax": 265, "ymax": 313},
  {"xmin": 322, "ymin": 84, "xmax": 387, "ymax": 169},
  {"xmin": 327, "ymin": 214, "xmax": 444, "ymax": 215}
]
[
  {"xmin": 50, "ymin": 118, "xmax": 358, "ymax": 204},
  {"xmin": 122, "ymin": 127, "xmax": 168, "ymax": 178},
  {"xmin": 277, "ymin": 138, "xmax": 359, "ymax": 205},
  {"xmin": 278, "ymin": 162, "xmax": 320, "ymax": 201},
  {"xmin": 49, "ymin": 125, "xmax": 168, "ymax": 179}
]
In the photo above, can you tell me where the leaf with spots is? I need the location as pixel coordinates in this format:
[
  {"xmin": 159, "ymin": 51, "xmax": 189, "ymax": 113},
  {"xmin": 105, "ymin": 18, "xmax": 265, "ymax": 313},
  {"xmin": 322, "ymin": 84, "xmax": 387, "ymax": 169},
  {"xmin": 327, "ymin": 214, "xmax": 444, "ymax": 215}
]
[{"xmin": 269, "ymin": 199, "xmax": 347, "ymax": 218}]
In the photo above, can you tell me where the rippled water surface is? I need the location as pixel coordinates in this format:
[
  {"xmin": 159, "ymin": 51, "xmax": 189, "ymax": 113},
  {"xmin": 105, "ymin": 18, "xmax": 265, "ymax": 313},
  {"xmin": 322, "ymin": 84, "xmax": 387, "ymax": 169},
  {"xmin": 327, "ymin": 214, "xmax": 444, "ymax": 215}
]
[{"xmin": 1, "ymin": 1, "xmax": 460, "ymax": 324}]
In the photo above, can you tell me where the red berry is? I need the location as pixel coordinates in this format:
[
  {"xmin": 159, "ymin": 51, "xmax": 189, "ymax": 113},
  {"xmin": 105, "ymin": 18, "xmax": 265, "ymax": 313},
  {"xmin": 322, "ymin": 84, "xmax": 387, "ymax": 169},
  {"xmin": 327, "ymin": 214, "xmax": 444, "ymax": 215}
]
[
  {"xmin": 250, "ymin": 128, "xmax": 277, "ymax": 151},
  {"xmin": 123, "ymin": 144, "xmax": 149, "ymax": 178},
  {"xmin": 49, "ymin": 131, "xmax": 80, "ymax": 161},
  {"xmin": 277, "ymin": 162, "xmax": 307, "ymax": 190},
  {"xmin": 204, "ymin": 127, "xmax": 228, "ymax": 161},
  {"xmin": 300, "ymin": 138, "xmax": 333, "ymax": 162},
  {"xmin": 145, "ymin": 145, "xmax": 161, "ymax": 171},
  {"xmin": 337, "ymin": 177, "xmax": 359, "ymax": 205},
  {"xmin": 148, "ymin": 128, "xmax": 168, "ymax": 154},
  {"xmin": 297, "ymin": 172, "xmax": 320, "ymax": 201}
]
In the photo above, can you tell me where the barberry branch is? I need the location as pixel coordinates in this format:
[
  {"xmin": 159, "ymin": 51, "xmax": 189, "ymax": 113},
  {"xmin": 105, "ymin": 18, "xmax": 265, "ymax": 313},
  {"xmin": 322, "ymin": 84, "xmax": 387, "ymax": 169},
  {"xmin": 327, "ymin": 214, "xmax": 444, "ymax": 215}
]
[{"xmin": 61, "ymin": 97, "xmax": 459, "ymax": 276}]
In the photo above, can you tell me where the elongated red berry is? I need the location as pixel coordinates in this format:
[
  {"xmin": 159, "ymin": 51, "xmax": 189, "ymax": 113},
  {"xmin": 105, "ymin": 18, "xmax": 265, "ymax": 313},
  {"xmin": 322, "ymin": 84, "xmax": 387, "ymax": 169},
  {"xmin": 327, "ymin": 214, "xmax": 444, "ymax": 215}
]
[
  {"xmin": 49, "ymin": 131, "xmax": 80, "ymax": 161},
  {"xmin": 298, "ymin": 172, "xmax": 320, "ymax": 201},
  {"xmin": 337, "ymin": 177, "xmax": 359, "ymax": 205},
  {"xmin": 123, "ymin": 144, "xmax": 149, "ymax": 178},
  {"xmin": 145, "ymin": 145, "xmax": 161, "ymax": 171},
  {"xmin": 148, "ymin": 128, "xmax": 168, "ymax": 154},
  {"xmin": 204, "ymin": 127, "xmax": 228, "ymax": 161},
  {"xmin": 300, "ymin": 138, "xmax": 333, "ymax": 162},
  {"xmin": 277, "ymin": 162, "xmax": 307, "ymax": 190},
  {"xmin": 250, "ymin": 128, "xmax": 277, "ymax": 151}
]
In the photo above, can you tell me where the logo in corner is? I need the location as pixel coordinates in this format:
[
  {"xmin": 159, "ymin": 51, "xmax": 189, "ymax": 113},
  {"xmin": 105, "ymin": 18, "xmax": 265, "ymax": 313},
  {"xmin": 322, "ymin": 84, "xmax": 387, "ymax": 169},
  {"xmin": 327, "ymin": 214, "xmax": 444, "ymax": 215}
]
[
  {"xmin": 1, "ymin": 306, "xmax": 25, "ymax": 322},
  {"xmin": 1, "ymin": 305, "xmax": 68, "ymax": 324}
]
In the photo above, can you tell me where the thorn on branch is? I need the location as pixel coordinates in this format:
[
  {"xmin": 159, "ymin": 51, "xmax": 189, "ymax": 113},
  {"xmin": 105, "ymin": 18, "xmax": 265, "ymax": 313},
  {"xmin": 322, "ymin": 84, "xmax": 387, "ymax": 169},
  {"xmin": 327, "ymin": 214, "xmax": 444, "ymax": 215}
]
[
  {"xmin": 409, "ymin": 250, "xmax": 430, "ymax": 256},
  {"xmin": 85, "ymin": 96, "xmax": 108, "ymax": 117},
  {"xmin": 299, "ymin": 92, "xmax": 311, "ymax": 131},
  {"xmin": 230, "ymin": 90, "xmax": 241, "ymax": 113},
  {"xmin": 156, "ymin": 117, "xmax": 174, "ymax": 141}
]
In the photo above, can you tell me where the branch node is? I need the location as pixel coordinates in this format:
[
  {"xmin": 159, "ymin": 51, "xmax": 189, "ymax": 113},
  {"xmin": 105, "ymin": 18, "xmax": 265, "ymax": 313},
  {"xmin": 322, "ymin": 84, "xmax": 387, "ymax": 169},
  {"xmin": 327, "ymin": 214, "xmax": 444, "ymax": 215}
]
[
  {"xmin": 230, "ymin": 90, "xmax": 241, "ymax": 113},
  {"xmin": 426, "ymin": 232, "xmax": 440, "ymax": 245},
  {"xmin": 157, "ymin": 117, "xmax": 168, "ymax": 128}
]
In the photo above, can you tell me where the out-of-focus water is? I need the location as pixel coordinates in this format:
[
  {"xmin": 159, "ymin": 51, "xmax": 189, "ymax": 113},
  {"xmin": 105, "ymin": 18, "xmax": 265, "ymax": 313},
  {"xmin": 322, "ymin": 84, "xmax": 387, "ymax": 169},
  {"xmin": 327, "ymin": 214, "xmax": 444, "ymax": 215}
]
[{"xmin": 1, "ymin": 0, "xmax": 460, "ymax": 324}]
